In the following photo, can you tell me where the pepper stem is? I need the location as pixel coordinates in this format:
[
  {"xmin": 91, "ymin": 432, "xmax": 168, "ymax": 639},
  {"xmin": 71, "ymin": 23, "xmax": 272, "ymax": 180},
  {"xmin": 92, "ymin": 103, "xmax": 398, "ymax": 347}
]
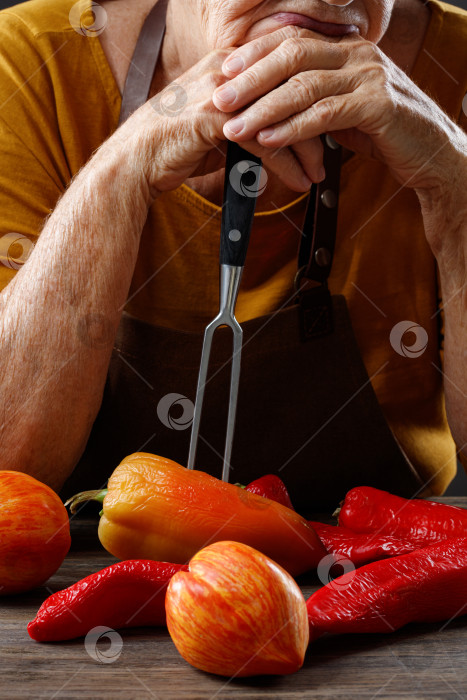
[{"xmin": 64, "ymin": 489, "xmax": 108, "ymax": 514}]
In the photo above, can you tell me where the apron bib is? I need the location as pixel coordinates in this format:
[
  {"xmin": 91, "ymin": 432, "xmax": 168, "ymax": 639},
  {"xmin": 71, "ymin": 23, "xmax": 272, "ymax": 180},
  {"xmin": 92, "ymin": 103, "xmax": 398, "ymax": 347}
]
[{"xmin": 60, "ymin": 0, "xmax": 422, "ymax": 510}]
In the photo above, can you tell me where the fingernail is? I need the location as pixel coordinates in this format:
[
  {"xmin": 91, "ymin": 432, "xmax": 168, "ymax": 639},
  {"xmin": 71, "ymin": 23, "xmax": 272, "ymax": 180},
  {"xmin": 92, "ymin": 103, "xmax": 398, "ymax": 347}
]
[
  {"xmin": 224, "ymin": 55, "xmax": 244, "ymax": 73},
  {"xmin": 225, "ymin": 117, "xmax": 245, "ymax": 135},
  {"xmin": 318, "ymin": 166, "xmax": 326, "ymax": 181},
  {"xmin": 259, "ymin": 127, "xmax": 275, "ymax": 140},
  {"xmin": 215, "ymin": 85, "xmax": 237, "ymax": 104},
  {"xmin": 301, "ymin": 175, "xmax": 313, "ymax": 190}
]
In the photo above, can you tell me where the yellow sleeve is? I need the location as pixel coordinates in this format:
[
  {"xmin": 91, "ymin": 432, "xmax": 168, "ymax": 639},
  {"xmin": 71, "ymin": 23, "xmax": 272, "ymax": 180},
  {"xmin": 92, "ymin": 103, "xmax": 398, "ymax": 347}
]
[{"xmin": 0, "ymin": 11, "xmax": 67, "ymax": 292}]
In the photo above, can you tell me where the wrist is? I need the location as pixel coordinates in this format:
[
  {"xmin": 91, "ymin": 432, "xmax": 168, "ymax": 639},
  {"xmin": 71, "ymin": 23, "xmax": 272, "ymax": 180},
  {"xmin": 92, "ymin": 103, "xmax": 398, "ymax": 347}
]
[{"xmin": 103, "ymin": 119, "xmax": 159, "ymax": 210}]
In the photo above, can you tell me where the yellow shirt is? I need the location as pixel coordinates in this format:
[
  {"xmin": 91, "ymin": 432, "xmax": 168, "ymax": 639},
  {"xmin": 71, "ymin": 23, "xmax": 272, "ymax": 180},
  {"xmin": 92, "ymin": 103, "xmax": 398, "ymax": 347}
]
[{"xmin": 1, "ymin": 0, "xmax": 466, "ymax": 494}]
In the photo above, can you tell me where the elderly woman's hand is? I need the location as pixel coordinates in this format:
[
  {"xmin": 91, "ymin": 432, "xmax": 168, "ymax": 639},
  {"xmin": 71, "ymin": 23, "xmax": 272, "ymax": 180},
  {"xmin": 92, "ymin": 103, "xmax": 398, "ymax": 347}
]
[
  {"xmin": 117, "ymin": 43, "xmax": 319, "ymax": 202},
  {"xmin": 212, "ymin": 25, "xmax": 466, "ymax": 198}
]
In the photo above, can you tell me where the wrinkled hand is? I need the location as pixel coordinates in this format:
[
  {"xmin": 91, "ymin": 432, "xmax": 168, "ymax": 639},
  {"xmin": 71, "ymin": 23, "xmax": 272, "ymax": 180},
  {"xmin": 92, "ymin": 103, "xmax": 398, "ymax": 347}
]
[
  {"xmin": 212, "ymin": 25, "xmax": 466, "ymax": 194},
  {"xmin": 119, "ymin": 45, "xmax": 319, "ymax": 200}
]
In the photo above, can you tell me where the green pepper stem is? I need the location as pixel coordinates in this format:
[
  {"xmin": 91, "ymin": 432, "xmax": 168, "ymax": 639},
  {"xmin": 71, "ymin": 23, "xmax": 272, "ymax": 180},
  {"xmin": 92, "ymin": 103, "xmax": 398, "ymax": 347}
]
[{"xmin": 64, "ymin": 489, "xmax": 108, "ymax": 514}]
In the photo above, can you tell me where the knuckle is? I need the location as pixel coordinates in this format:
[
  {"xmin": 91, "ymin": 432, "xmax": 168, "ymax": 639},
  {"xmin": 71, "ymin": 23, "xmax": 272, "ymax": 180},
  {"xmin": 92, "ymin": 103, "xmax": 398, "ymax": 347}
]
[
  {"xmin": 287, "ymin": 118, "xmax": 301, "ymax": 140},
  {"xmin": 314, "ymin": 97, "xmax": 337, "ymax": 124},
  {"xmin": 359, "ymin": 40, "xmax": 379, "ymax": 61},
  {"xmin": 367, "ymin": 61, "xmax": 388, "ymax": 84},
  {"xmin": 281, "ymin": 36, "xmax": 309, "ymax": 66},
  {"xmin": 239, "ymin": 65, "xmax": 263, "ymax": 91},
  {"xmin": 279, "ymin": 24, "xmax": 304, "ymax": 41},
  {"xmin": 365, "ymin": 64, "xmax": 396, "ymax": 108},
  {"xmin": 342, "ymin": 39, "xmax": 375, "ymax": 65},
  {"xmin": 288, "ymin": 72, "xmax": 317, "ymax": 107}
]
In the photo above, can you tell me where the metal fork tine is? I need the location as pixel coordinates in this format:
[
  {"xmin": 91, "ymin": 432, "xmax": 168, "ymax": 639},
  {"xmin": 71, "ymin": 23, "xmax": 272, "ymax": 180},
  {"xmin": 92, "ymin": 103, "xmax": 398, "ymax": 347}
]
[
  {"xmin": 187, "ymin": 319, "xmax": 217, "ymax": 471},
  {"xmin": 222, "ymin": 321, "xmax": 243, "ymax": 481}
]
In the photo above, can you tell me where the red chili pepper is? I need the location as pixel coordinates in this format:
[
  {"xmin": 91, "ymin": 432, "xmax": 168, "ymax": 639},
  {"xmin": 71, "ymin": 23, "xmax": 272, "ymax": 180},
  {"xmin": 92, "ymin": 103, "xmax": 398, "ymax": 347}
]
[
  {"xmin": 307, "ymin": 537, "xmax": 467, "ymax": 641},
  {"xmin": 337, "ymin": 486, "xmax": 467, "ymax": 547},
  {"xmin": 243, "ymin": 479, "xmax": 416, "ymax": 568},
  {"xmin": 244, "ymin": 475, "xmax": 295, "ymax": 510},
  {"xmin": 28, "ymin": 560, "xmax": 188, "ymax": 642},
  {"xmin": 244, "ymin": 478, "xmax": 416, "ymax": 567},
  {"xmin": 308, "ymin": 521, "xmax": 416, "ymax": 568}
]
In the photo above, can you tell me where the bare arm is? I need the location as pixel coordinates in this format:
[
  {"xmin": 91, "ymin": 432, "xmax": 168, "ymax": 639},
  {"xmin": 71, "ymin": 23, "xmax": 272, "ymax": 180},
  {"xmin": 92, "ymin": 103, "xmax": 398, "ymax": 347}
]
[
  {"xmin": 0, "ymin": 134, "xmax": 151, "ymax": 492},
  {"xmin": 419, "ymin": 164, "xmax": 467, "ymax": 458}
]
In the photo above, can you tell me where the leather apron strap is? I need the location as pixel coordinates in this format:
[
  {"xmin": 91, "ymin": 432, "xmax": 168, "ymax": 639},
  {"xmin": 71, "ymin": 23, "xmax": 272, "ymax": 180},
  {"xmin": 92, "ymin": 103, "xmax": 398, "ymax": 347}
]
[
  {"xmin": 295, "ymin": 135, "xmax": 342, "ymax": 341},
  {"xmin": 118, "ymin": 0, "xmax": 169, "ymax": 126},
  {"xmin": 59, "ymin": 2, "xmax": 424, "ymax": 510}
]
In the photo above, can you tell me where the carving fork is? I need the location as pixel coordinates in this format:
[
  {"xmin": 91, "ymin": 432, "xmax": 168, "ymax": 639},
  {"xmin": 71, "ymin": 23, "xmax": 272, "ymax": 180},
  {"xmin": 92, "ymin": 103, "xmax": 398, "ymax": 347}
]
[{"xmin": 187, "ymin": 141, "xmax": 263, "ymax": 481}]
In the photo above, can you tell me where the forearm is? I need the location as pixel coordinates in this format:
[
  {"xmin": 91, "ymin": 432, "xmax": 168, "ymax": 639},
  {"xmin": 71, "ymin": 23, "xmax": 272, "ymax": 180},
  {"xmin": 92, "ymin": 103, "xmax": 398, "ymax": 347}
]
[
  {"xmin": 437, "ymin": 258, "xmax": 467, "ymax": 457},
  {"xmin": 0, "ymin": 135, "xmax": 151, "ymax": 491},
  {"xmin": 417, "ymin": 146, "xmax": 467, "ymax": 455}
]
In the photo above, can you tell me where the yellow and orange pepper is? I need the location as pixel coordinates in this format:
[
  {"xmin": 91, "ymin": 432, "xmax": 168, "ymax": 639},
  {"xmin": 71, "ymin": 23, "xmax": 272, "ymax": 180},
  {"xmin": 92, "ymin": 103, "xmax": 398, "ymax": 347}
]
[{"xmin": 67, "ymin": 452, "xmax": 327, "ymax": 577}]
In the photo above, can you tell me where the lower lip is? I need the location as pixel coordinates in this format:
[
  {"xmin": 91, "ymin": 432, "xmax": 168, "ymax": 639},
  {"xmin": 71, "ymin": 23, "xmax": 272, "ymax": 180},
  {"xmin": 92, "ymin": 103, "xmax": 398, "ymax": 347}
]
[{"xmin": 270, "ymin": 12, "xmax": 358, "ymax": 37}]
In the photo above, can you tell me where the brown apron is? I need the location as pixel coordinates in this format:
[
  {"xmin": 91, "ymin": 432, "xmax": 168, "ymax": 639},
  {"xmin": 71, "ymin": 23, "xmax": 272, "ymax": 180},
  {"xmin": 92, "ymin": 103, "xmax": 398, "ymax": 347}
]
[{"xmin": 60, "ymin": 0, "xmax": 423, "ymax": 510}]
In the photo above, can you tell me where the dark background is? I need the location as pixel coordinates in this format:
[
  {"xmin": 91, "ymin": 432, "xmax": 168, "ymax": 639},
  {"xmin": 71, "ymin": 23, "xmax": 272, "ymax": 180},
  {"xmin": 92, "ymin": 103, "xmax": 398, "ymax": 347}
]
[{"xmin": 0, "ymin": 0, "xmax": 466, "ymax": 494}]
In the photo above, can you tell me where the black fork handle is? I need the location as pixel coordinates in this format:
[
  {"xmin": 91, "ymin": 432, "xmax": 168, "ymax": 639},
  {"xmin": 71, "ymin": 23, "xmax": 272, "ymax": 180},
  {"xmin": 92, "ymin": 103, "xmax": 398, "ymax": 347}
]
[{"xmin": 220, "ymin": 141, "xmax": 263, "ymax": 267}]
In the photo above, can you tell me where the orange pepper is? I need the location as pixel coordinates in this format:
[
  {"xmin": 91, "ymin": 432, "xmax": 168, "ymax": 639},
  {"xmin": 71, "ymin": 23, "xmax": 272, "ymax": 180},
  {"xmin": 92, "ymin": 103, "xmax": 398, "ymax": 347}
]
[{"xmin": 80, "ymin": 453, "xmax": 327, "ymax": 577}]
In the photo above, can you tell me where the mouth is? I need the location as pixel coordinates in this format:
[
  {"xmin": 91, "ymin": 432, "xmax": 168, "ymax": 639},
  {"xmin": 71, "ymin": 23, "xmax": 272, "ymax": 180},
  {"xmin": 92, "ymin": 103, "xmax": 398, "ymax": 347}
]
[{"xmin": 270, "ymin": 12, "xmax": 359, "ymax": 37}]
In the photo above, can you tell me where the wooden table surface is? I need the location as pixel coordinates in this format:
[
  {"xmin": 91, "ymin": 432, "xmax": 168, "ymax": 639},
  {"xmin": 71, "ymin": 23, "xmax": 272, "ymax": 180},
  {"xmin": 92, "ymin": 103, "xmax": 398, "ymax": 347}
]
[{"xmin": 1, "ymin": 498, "xmax": 467, "ymax": 700}]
